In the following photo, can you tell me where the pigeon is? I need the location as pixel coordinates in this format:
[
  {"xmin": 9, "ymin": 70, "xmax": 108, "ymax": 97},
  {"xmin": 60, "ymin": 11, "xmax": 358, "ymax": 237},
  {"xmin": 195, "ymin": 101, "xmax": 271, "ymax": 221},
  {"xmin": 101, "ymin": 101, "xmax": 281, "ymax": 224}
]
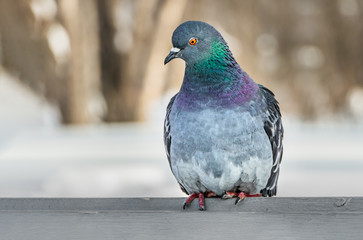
[{"xmin": 164, "ymin": 21, "xmax": 283, "ymax": 211}]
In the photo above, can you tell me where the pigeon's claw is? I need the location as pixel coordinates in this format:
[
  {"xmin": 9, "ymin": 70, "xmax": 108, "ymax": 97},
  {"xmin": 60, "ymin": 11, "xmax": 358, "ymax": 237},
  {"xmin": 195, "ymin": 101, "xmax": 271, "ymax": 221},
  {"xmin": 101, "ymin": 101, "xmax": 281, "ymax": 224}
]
[
  {"xmin": 221, "ymin": 191, "xmax": 262, "ymax": 204},
  {"xmin": 183, "ymin": 193, "xmax": 198, "ymax": 209},
  {"xmin": 221, "ymin": 191, "xmax": 239, "ymax": 199},
  {"xmin": 183, "ymin": 192, "xmax": 213, "ymax": 210},
  {"xmin": 205, "ymin": 191, "xmax": 217, "ymax": 198},
  {"xmin": 235, "ymin": 192, "xmax": 262, "ymax": 205},
  {"xmin": 198, "ymin": 193, "xmax": 205, "ymax": 211},
  {"xmin": 235, "ymin": 192, "xmax": 246, "ymax": 205}
]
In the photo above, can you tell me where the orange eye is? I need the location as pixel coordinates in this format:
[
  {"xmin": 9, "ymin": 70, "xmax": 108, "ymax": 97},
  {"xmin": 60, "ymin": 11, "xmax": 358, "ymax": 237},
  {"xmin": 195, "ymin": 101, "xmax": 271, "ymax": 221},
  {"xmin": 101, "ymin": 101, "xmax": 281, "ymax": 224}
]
[{"xmin": 189, "ymin": 38, "xmax": 197, "ymax": 45}]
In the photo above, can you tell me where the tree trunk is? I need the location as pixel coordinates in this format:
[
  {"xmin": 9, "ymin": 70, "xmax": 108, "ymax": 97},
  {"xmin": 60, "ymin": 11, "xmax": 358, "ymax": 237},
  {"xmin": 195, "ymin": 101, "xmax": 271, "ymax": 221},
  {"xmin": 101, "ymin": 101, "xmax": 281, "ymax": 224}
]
[
  {"xmin": 98, "ymin": 0, "xmax": 186, "ymax": 122},
  {"xmin": 0, "ymin": 0, "xmax": 59, "ymax": 103},
  {"xmin": 0, "ymin": 0, "xmax": 102, "ymax": 124},
  {"xmin": 58, "ymin": 0, "xmax": 102, "ymax": 124}
]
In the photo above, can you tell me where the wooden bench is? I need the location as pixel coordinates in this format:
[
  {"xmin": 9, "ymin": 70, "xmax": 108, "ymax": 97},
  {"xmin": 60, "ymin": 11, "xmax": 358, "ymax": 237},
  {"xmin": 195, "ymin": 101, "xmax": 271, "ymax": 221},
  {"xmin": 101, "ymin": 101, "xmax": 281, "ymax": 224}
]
[{"xmin": 1, "ymin": 197, "xmax": 362, "ymax": 239}]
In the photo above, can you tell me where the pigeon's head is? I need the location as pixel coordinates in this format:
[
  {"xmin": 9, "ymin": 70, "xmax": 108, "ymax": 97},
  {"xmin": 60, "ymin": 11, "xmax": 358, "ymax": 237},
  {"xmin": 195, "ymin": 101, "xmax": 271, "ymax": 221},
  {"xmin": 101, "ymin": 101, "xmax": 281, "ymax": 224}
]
[{"xmin": 164, "ymin": 21, "xmax": 228, "ymax": 66}]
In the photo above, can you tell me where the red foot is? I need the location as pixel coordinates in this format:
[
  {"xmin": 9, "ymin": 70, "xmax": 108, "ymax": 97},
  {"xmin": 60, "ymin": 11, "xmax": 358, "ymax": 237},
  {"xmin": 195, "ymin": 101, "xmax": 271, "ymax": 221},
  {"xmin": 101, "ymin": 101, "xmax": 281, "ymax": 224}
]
[
  {"xmin": 183, "ymin": 193, "xmax": 198, "ymax": 209},
  {"xmin": 183, "ymin": 192, "xmax": 217, "ymax": 211},
  {"xmin": 205, "ymin": 191, "xmax": 217, "ymax": 197},
  {"xmin": 245, "ymin": 193, "xmax": 262, "ymax": 197},
  {"xmin": 198, "ymin": 193, "xmax": 205, "ymax": 211},
  {"xmin": 221, "ymin": 191, "xmax": 261, "ymax": 205},
  {"xmin": 222, "ymin": 191, "xmax": 239, "ymax": 198},
  {"xmin": 236, "ymin": 192, "xmax": 246, "ymax": 204}
]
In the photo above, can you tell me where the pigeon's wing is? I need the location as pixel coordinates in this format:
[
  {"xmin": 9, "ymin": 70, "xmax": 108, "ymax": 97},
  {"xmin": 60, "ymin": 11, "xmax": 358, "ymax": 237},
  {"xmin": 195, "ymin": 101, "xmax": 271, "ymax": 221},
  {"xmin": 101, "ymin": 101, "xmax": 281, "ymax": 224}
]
[
  {"xmin": 259, "ymin": 85, "xmax": 284, "ymax": 197},
  {"xmin": 164, "ymin": 94, "xmax": 177, "ymax": 167},
  {"xmin": 163, "ymin": 93, "xmax": 188, "ymax": 194}
]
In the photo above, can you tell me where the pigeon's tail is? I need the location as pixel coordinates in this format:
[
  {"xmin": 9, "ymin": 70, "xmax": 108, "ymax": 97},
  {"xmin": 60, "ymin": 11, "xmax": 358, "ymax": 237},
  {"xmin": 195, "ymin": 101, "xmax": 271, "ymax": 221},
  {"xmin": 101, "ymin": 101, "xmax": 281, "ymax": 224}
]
[
  {"xmin": 260, "ymin": 157, "xmax": 281, "ymax": 197},
  {"xmin": 260, "ymin": 186, "xmax": 277, "ymax": 197}
]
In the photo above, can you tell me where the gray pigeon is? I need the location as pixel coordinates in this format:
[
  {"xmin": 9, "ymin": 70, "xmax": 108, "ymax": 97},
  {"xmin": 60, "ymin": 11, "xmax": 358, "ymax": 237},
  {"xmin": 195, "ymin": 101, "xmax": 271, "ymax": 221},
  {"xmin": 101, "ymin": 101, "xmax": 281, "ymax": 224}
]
[{"xmin": 164, "ymin": 21, "xmax": 283, "ymax": 211}]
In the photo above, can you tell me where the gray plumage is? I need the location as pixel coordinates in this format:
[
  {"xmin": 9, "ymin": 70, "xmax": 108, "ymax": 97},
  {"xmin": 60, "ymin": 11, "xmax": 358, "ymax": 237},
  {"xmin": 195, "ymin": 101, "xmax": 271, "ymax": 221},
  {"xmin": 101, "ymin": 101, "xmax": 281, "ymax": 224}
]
[{"xmin": 164, "ymin": 21, "xmax": 283, "ymax": 198}]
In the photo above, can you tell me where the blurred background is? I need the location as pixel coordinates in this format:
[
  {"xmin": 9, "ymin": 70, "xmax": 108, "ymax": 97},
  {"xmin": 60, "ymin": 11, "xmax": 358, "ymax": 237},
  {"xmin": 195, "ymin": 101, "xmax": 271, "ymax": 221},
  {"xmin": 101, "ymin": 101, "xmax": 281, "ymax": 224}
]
[{"xmin": 0, "ymin": 0, "xmax": 362, "ymax": 197}]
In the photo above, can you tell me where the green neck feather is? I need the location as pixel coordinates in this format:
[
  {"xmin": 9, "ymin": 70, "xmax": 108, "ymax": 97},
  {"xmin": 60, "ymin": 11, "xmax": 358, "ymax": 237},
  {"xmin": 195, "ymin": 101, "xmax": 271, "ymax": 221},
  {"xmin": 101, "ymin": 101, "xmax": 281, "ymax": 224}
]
[{"xmin": 186, "ymin": 40, "xmax": 241, "ymax": 83}]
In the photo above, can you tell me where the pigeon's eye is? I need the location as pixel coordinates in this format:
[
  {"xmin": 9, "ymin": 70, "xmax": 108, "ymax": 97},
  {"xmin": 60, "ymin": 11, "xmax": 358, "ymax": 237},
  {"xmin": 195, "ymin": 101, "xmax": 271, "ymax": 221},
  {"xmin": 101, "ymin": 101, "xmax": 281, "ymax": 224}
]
[{"xmin": 189, "ymin": 38, "xmax": 197, "ymax": 45}]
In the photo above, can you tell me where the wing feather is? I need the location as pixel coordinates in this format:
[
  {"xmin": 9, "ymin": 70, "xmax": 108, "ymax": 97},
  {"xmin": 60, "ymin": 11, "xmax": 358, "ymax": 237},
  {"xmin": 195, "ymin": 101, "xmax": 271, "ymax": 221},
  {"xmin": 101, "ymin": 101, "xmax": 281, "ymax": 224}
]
[
  {"xmin": 163, "ymin": 93, "xmax": 188, "ymax": 194},
  {"xmin": 259, "ymin": 85, "xmax": 284, "ymax": 197},
  {"xmin": 164, "ymin": 94, "xmax": 177, "ymax": 167}
]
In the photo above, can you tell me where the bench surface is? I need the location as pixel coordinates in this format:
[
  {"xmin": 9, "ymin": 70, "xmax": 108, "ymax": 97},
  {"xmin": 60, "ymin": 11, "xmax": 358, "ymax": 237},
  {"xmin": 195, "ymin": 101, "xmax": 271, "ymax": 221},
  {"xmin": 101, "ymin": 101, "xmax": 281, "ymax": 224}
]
[{"xmin": 1, "ymin": 197, "xmax": 362, "ymax": 240}]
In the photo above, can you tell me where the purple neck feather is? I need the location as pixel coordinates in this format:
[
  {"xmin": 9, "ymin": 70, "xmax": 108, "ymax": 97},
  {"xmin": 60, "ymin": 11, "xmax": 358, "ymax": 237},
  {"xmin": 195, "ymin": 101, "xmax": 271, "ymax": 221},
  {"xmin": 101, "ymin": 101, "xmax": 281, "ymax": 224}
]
[{"xmin": 176, "ymin": 69, "xmax": 258, "ymax": 110}]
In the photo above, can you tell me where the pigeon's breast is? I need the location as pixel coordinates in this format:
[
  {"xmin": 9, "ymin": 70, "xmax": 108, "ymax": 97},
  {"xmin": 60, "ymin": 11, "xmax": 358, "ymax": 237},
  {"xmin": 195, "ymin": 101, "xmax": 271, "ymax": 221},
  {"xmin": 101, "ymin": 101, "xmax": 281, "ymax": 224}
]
[{"xmin": 169, "ymin": 100, "xmax": 273, "ymax": 195}]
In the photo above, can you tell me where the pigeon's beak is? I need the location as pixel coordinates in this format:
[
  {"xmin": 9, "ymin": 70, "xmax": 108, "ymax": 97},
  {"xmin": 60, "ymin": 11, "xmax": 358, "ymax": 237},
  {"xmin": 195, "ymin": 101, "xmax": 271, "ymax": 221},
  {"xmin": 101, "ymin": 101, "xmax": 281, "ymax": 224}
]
[{"xmin": 164, "ymin": 47, "xmax": 181, "ymax": 65}]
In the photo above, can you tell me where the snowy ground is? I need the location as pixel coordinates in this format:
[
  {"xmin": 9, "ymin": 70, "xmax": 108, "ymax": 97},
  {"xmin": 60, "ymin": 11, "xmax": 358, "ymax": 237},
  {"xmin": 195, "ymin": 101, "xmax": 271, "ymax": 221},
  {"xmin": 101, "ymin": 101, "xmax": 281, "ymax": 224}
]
[{"xmin": 1, "ymin": 70, "xmax": 363, "ymax": 197}]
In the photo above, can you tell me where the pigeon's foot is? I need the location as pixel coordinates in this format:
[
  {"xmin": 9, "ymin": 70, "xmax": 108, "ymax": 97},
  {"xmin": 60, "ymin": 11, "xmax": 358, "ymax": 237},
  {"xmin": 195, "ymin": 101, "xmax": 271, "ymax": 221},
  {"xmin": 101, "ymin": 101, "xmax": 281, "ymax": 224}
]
[
  {"xmin": 235, "ymin": 192, "xmax": 247, "ymax": 205},
  {"xmin": 183, "ymin": 192, "xmax": 217, "ymax": 211},
  {"xmin": 198, "ymin": 193, "xmax": 205, "ymax": 211},
  {"xmin": 183, "ymin": 193, "xmax": 198, "ymax": 210},
  {"xmin": 235, "ymin": 192, "xmax": 262, "ymax": 205},
  {"xmin": 221, "ymin": 191, "xmax": 239, "ymax": 199},
  {"xmin": 205, "ymin": 191, "xmax": 217, "ymax": 198},
  {"xmin": 221, "ymin": 191, "xmax": 262, "ymax": 205}
]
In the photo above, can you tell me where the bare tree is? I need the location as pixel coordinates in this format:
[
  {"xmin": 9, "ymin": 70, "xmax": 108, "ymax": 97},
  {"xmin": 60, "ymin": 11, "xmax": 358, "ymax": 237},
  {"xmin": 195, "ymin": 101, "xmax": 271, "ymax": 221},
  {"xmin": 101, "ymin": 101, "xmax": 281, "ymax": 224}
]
[
  {"xmin": 97, "ymin": 0, "xmax": 187, "ymax": 121},
  {"xmin": 58, "ymin": 0, "xmax": 102, "ymax": 124},
  {"xmin": 0, "ymin": 0, "xmax": 60, "ymax": 106},
  {"xmin": 1, "ymin": 0, "xmax": 362, "ymax": 123},
  {"xmin": 0, "ymin": 0, "xmax": 102, "ymax": 124}
]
